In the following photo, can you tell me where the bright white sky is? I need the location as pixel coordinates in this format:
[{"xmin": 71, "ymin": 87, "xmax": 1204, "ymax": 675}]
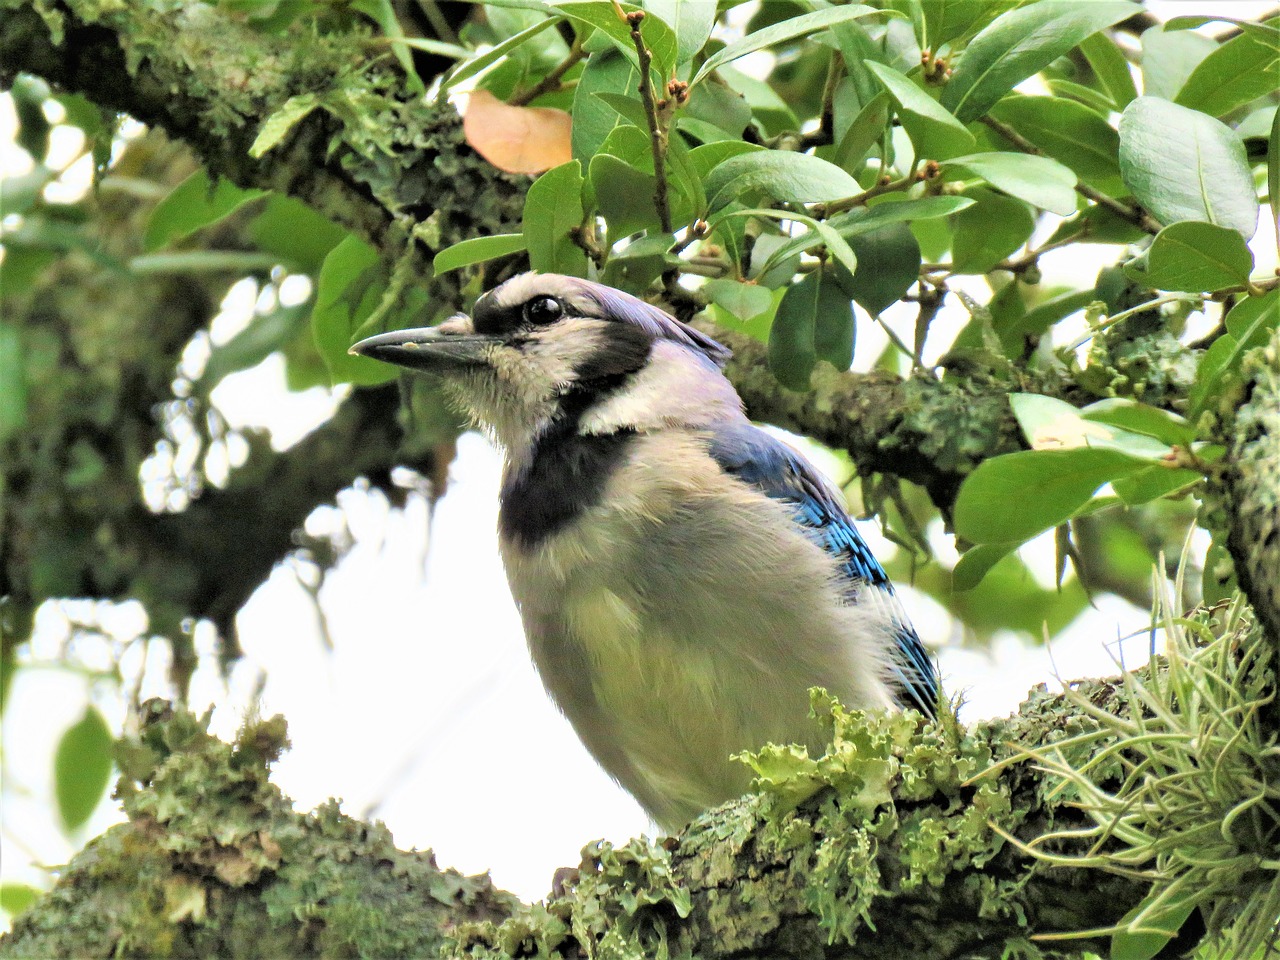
[{"xmin": 2, "ymin": 0, "xmax": 1278, "ymax": 918}]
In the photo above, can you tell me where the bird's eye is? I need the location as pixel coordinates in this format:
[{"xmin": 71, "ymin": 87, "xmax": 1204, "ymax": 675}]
[{"xmin": 523, "ymin": 296, "xmax": 563, "ymax": 325}]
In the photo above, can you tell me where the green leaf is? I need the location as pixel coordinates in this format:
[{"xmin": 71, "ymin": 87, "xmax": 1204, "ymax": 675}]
[
  {"xmin": 1140, "ymin": 25, "xmax": 1216, "ymax": 102},
  {"xmin": 249, "ymin": 92, "xmax": 321, "ymax": 158},
  {"xmin": 55, "ymin": 707, "xmax": 114, "ymax": 832},
  {"xmin": 0, "ymin": 323, "xmax": 27, "ymax": 445},
  {"xmin": 1011, "ymin": 393, "xmax": 1174, "ymax": 461},
  {"xmin": 311, "ymin": 235, "xmax": 398, "ymax": 387},
  {"xmin": 1111, "ymin": 464, "xmax": 1200, "ymax": 506},
  {"xmin": 705, "ymin": 151, "xmax": 860, "ymax": 211},
  {"xmin": 812, "ymin": 272, "xmax": 856, "ymax": 371},
  {"xmin": 523, "ymin": 159, "xmax": 588, "ymax": 277},
  {"xmin": 0, "ymin": 884, "xmax": 41, "ymax": 919},
  {"xmin": 442, "ymin": 16, "xmax": 560, "ymax": 93},
  {"xmin": 643, "ymin": 0, "xmax": 715, "ymax": 65},
  {"xmin": 200, "ymin": 301, "xmax": 310, "ymax": 387},
  {"xmin": 703, "ymin": 278, "xmax": 774, "ymax": 323},
  {"xmin": 1079, "ymin": 32, "xmax": 1136, "ymax": 109},
  {"xmin": 1226, "ymin": 287, "xmax": 1280, "ymax": 350},
  {"xmin": 573, "ymin": 51, "xmax": 643, "ymax": 162},
  {"xmin": 954, "ymin": 448, "xmax": 1146, "ymax": 545},
  {"xmin": 837, "ymin": 222, "xmax": 920, "ymax": 316},
  {"xmin": 949, "ymin": 188, "xmax": 1035, "ymax": 274},
  {"xmin": 768, "ymin": 271, "xmax": 820, "ymax": 389},
  {"xmin": 988, "ymin": 95, "xmax": 1124, "ymax": 196},
  {"xmin": 144, "ymin": 169, "xmax": 265, "ymax": 252},
  {"xmin": 1110, "ymin": 893, "xmax": 1198, "ymax": 960},
  {"xmin": 692, "ymin": 5, "xmax": 887, "ymax": 87},
  {"xmin": 1237, "ymin": 105, "xmax": 1278, "ymax": 140},
  {"xmin": 943, "ymin": 151, "xmax": 1078, "ymax": 216},
  {"xmin": 942, "ymin": 1, "xmax": 1139, "ymax": 123},
  {"xmin": 555, "ymin": 1, "xmax": 677, "ymax": 82},
  {"xmin": 591, "ymin": 154, "xmax": 662, "ymax": 244},
  {"xmin": 917, "ymin": 0, "xmax": 982, "ymax": 47},
  {"xmin": 1175, "ymin": 27, "xmax": 1280, "ymax": 119},
  {"xmin": 1080, "ymin": 398, "xmax": 1195, "ymax": 447},
  {"xmin": 601, "ymin": 234, "xmax": 673, "ymax": 291},
  {"xmin": 830, "ymin": 195, "xmax": 975, "ymax": 237},
  {"xmin": 1118, "ymin": 97, "xmax": 1258, "ymax": 239},
  {"xmin": 433, "ymin": 234, "xmax": 527, "ymax": 274},
  {"xmin": 864, "ymin": 61, "xmax": 975, "ymax": 161},
  {"xmin": 834, "ymin": 91, "xmax": 892, "ymax": 173},
  {"xmin": 952, "ymin": 543, "xmax": 1016, "ymax": 591},
  {"xmin": 1124, "ymin": 221, "xmax": 1253, "ymax": 293},
  {"xmin": 248, "ymin": 194, "xmax": 345, "ymax": 272}
]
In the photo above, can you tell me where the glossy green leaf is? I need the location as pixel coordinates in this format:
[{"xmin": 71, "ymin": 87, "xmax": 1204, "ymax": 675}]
[
  {"xmin": 954, "ymin": 448, "xmax": 1146, "ymax": 545},
  {"xmin": 949, "ymin": 188, "xmax": 1035, "ymax": 274},
  {"xmin": 769, "ymin": 271, "xmax": 821, "ymax": 389},
  {"xmin": 644, "ymin": 0, "xmax": 716, "ymax": 65},
  {"xmin": 54, "ymin": 707, "xmax": 114, "ymax": 832},
  {"xmin": 1227, "ymin": 288, "xmax": 1280, "ymax": 349},
  {"xmin": 692, "ymin": 5, "xmax": 886, "ymax": 87},
  {"xmin": 1011, "ymin": 393, "xmax": 1174, "ymax": 461},
  {"xmin": 719, "ymin": 65, "xmax": 798, "ymax": 138},
  {"xmin": 311, "ymin": 235, "xmax": 399, "ymax": 387},
  {"xmin": 433, "ymin": 234, "xmax": 528, "ymax": 274},
  {"xmin": 0, "ymin": 323, "xmax": 27, "ymax": 444},
  {"xmin": 1237, "ymin": 105, "xmax": 1278, "ymax": 141},
  {"xmin": 1124, "ymin": 221, "xmax": 1253, "ymax": 293},
  {"xmin": 1110, "ymin": 892, "xmax": 1198, "ymax": 960},
  {"xmin": 1140, "ymin": 25, "xmax": 1216, "ymax": 102},
  {"xmin": 989, "ymin": 95, "xmax": 1124, "ymax": 196},
  {"xmin": 1119, "ymin": 97, "xmax": 1258, "ymax": 239},
  {"xmin": 1175, "ymin": 27, "xmax": 1280, "ymax": 119},
  {"xmin": 1192, "ymin": 290, "xmax": 1280, "ymax": 415},
  {"xmin": 1079, "ymin": 32, "xmax": 1136, "ymax": 109},
  {"xmin": 864, "ymin": 61, "xmax": 975, "ymax": 161},
  {"xmin": 573, "ymin": 51, "xmax": 643, "ymax": 162},
  {"xmin": 144, "ymin": 169, "xmax": 265, "ymax": 252},
  {"xmin": 952, "ymin": 542, "xmax": 1016, "ymax": 591},
  {"xmin": 943, "ymin": 151, "xmax": 1077, "ymax": 216},
  {"xmin": 523, "ymin": 159, "xmax": 588, "ymax": 277},
  {"xmin": 442, "ymin": 16, "xmax": 560, "ymax": 93},
  {"xmin": 705, "ymin": 150, "xmax": 860, "ymax": 211},
  {"xmin": 942, "ymin": 1, "xmax": 1139, "ymax": 122},
  {"xmin": 838, "ymin": 222, "xmax": 920, "ymax": 316},
  {"xmin": 601, "ymin": 234, "xmax": 673, "ymax": 291},
  {"xmin": 556, "ymin": 1, "xmax": 677, "ymax": 81}
]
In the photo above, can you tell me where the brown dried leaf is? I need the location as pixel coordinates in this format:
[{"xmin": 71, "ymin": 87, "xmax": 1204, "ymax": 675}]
[{"xmin": 463, "ymin": 89, "xmax": 572, "ymax": 175}]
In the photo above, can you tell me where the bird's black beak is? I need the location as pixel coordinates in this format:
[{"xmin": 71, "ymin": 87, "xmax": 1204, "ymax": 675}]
[{"xmin": 348, "ymin": 322, "xmax": 501, "ymax": 372}]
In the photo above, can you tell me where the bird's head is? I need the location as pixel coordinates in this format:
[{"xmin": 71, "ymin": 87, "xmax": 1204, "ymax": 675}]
[{"xmin": 350, "ymin": 273, "xmax": 739, "ymax": 450}]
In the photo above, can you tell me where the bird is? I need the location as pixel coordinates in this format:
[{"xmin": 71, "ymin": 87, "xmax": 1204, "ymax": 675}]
[{"xmin": 350, "ymin": 272, "xmax": 939, "ymax": 830}]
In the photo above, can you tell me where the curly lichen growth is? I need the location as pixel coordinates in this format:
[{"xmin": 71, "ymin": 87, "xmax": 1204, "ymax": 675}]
[{"xmin": 0, "ymin": 702, "xmax": 518, "ymax": 959}]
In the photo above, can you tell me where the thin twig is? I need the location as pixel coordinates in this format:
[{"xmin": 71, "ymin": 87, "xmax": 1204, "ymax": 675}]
[
  {"xmin": 981, "ymin": 115, "xmax": 1163, "ymax": 235},
  {"xmin": 627, "ymin": 10, "xmax": 672, "ymax": 234},
  {"xmin": 815, "ymin": 168, "xmax": 919, "ymax": 218},
  {"xmin": 509, "ymin": 40, "xmax": 585, "ymax": 106}
]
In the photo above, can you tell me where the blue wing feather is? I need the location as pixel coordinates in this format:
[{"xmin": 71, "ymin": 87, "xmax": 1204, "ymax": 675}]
[{"xmin": 706, "ymin": 423, "xmax": 939, "ymax": 718}]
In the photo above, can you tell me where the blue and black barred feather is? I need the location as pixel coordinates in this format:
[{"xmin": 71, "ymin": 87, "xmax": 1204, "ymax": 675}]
[{"xmin": 706, "ymin": 423, "xmax": 939, "ymax": 718}]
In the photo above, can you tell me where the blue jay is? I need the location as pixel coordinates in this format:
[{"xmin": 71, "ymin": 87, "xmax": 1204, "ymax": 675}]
[{"xmin": 351, "ymin": 273, "xmax": 938, "ymax": 830}]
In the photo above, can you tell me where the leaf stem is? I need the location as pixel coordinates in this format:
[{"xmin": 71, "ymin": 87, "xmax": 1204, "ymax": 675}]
[
  {"xmin": 509, "ymin": 40, "xmax": 585, "ymax": 107},
  {"xmin": 799, "ymin": 52, "xmax": 843, "ymax": 150},
  {"xmin": 815, "ymin": 168, "xmax": 919, "ymax": 218},
  {"xmin": 980, "ymin": 115, "xmax": 1163, "ymax": 235}
]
